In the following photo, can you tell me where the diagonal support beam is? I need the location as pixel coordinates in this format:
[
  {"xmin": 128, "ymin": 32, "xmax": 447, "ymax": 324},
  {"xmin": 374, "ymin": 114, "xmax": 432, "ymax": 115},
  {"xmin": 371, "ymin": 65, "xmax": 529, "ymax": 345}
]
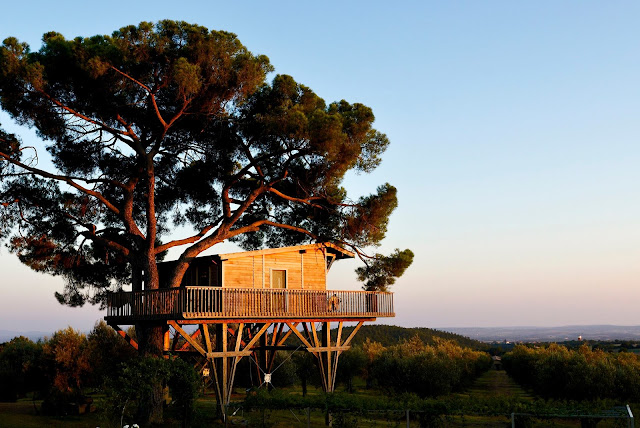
[
  {"xmin": 285, "ymin": 322, "xmax": 314, "ymax": 350},
  {"xmin": 178, "ymin": 328, "xmax": 201, "ymax": 352},
  {"xmin": 341, "ymin": 321, "xmax": 364, "ymax": 348},
  {"xmin": 201, "ymin": 324, "xmax": 213, "ymax": 354},
  {"xmin": 168, "ymin": 321, "xmax": 206, "ymax": 357},
  {"xmin": 278, "ymin": 322, "xmax": 299, "ymax": 346},
  {"xmin": 112, "ymin": 325, "xmax": 138, "ymax": 350},
  {"xmin": 336, "ymin": 321, "xmax": 344, "ymax": 348}
]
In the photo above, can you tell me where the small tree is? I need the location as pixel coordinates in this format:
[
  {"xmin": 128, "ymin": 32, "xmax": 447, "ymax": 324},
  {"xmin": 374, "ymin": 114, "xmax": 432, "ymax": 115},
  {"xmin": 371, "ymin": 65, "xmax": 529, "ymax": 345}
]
[
  {"xmin": 293, "ymin": 351, "xmax": 319, "ymax": 396},
  {"xmin": 336, "ymin": 346, "xmax": 366, "ymax": 393},
  {"xmin": 105, "ymin": 356, "xmax": 199, "ymax": 428},
  {"xmin": 361, "ymin": 338, "xmax": 385, "ymax": 389},
  {"xmin": 356, "ymin": 248, "xmax": 414, "ymax": 292},
  {"xmin": 0, "ymin": 336, "xmax": 43, "ymax": 401},
  {"xmin": 87, "ymin": 320, "xmax": 137, "ymax": 388},
  {"xmin": 40, "ymin": 327, "xmax": 91, "ymax": 414}
]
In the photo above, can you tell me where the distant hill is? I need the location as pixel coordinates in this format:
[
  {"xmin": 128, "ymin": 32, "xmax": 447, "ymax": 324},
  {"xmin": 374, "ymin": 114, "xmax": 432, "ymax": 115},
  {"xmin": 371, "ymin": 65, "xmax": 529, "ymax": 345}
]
[
  {"xmin": 339, "ymin": 324, "xmax": 486, "ymax": 349},
  {"xmin": 0, "ymin": 330, "xmax": 51, "ymax": 343},
  {"xmin": 442, "ymin": 325, "xmax": 640, "ymax": 343},
  {"xmin": 0, "ymin": 325, "xmax": 486, "ymax": 349}
]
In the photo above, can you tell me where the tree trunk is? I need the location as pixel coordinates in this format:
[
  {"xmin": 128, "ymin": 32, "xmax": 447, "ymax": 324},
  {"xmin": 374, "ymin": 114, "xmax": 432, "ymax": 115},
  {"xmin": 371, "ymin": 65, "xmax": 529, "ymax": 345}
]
[
  {"xmin": 135, "ymin": 376, "xmax": 164, "ymax": 424},
  {"xmin": 132, "ymin": 255, "xmax": 166, "ymax": 424}
]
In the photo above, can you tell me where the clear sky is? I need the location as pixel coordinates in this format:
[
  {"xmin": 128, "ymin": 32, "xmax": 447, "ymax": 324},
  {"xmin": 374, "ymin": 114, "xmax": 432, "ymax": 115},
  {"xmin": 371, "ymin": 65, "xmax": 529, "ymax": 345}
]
[{"xmin": 0, "ymin": 1, "xmax": 638, "ymax": 333}]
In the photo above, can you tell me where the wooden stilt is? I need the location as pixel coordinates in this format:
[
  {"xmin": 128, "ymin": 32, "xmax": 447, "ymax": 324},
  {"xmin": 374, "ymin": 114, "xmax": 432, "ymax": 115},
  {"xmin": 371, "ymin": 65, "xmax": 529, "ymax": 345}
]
[
  {"xmin": 323, "ymin": 322, "xmax": 333, "ymax": 392},
  {"xmin": 160, "ymin": 317, "xmax": 369, "ymax": 417},
  {"xmin": 266, "ymin": 322, "xmax": 285, "ymax": 372},
  {"xmin": 163, "ymin": 327, "xmax": 171, "ymax": 356}
]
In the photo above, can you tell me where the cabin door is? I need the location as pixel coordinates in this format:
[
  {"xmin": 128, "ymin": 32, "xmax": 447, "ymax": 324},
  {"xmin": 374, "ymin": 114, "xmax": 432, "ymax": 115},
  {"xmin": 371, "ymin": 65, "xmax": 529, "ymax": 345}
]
[{"xmin": 271, "ymin": 269, "xmax": 287, "ymax": 312}]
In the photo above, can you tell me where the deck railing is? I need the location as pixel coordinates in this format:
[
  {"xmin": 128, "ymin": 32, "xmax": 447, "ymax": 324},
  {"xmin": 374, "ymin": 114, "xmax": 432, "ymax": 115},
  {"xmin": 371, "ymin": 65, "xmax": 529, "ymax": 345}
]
[{"xmin": 106, "ymin": 287, "xmax": 394, "ymax": 321}]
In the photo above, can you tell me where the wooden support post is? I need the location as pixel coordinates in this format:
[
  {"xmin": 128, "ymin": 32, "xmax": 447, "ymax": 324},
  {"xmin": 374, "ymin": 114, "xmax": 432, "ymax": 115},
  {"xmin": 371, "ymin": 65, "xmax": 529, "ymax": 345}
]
[
  {"xmin": 267, "ymin": 322, "xmax": 285, "ymax": 372},
  {"xmin": 228, "ymin": 323, "xmax": 244, "ymax": 400},
  {"xmin": 165, "ymin": 316, "xmax": 368, "ymax": 420},
  {"xmin": 341, "ymin": 321, "xmax": 364, "ymax": 348},
  {"xmin": 202, "ymin": 322, "xmax": 272, "ymax": 417},
  {"xmin": 258, "ymin": 327, "xmax": 268, "ymax": 385},
  {"xmin": 283, "ymin": 321, "xmax": 368, "ymax": 395},
  {"xmin": 202, "ymin": 324, "xmax": 212, "ymax": 355},
  {"xmin": 171, "ymin": 325, "xmax": 181, "ymax": 352},
  {"xmin": 310, "ymin": 322, "xmax": 327, "ymax": 390},
  {"xmin": 222, "ymin": 322, "xmax": 228, "ymax": 407},
  {"xmin": 323, "ymin": 322, "xmax": 333, "ymax": 392},
  {"xmin": 163, "ymin": 326, "xmax": 171, "ymax": 358}
]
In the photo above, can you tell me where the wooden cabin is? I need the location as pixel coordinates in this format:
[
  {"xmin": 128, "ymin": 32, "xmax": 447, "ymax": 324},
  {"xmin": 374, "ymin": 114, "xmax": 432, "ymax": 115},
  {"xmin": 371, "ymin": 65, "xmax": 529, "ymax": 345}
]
[
  {"xmin": 106, "ymin": 243, "xmax": 393, "ymax": 322},
  {"xmin": 159, "ymin": 242, "xmax": 353, "ymax": 290}
]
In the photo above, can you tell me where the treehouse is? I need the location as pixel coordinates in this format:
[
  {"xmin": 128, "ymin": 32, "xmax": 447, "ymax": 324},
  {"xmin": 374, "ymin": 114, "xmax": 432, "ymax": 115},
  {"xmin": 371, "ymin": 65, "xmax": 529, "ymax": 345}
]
[
  {"xmin": 106, "ymin": 243, "xmax": 394, "ymax": 322},
  {"xmin": 105, "ymin": 243, "xmax": 395, "ymax": 412}
]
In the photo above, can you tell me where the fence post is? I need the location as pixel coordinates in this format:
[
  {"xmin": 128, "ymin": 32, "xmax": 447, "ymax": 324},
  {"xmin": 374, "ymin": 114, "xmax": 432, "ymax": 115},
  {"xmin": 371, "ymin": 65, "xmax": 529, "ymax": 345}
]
[
  {"xmin": 406, "ymin": 409, "xmax": 410, "ymax": 427},
  {"xmin": 307, "ymin": 407, "xmax": 311, "ymax": 428},
  {"xmin": 511, "ymin": 412, "xmax": 515, "ymax": 428}
]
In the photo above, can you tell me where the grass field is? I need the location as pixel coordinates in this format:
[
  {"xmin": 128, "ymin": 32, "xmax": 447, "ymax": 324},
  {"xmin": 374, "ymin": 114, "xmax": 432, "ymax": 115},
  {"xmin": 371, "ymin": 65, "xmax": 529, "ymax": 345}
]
[{"xmin": 0, "ymin": 371, "xmax": 637, "ymax": 427}]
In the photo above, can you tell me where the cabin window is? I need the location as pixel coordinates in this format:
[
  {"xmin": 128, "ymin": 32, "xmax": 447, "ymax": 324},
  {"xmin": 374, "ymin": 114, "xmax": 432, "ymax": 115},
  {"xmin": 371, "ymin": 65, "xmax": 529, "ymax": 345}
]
[
  {"xmin": 209, "ymin": 265, "xmax": 220, "ymax": 286},
  {"xmin": 198, "ymin": 266, "xmax": 209, "ymax": 286},
  {"xmin": 271, "ymin": 269, "xmax": 287, "ymax": 289},
  {"xmin": 180, "ymin": 266, "xmax": 196, "ymax": 286}
]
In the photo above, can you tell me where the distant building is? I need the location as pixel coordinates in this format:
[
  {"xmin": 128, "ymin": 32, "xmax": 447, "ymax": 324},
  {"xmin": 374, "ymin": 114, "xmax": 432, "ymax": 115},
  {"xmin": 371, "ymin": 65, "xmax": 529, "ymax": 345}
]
[{"xmin": 491, "ymin": 356, "xmax": 503, "ymax": 370}]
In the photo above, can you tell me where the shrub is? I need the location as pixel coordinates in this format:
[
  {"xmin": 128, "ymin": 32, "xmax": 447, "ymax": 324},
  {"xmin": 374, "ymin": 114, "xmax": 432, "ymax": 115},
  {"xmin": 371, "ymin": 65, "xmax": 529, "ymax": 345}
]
[
  {"xmin": 370, "ymin": 336, "xmax": 491, "ymax": 398},
  {"xmin": 0, "ymin": 336, "xmax": 43, "ymax": 401},
  {"xmin": 503, "ymin": 343, "xmax": 640, "ymax": 401},
  {"xmin": 104, "ymin": 356, "xmax": 200, "ymax": 427}
]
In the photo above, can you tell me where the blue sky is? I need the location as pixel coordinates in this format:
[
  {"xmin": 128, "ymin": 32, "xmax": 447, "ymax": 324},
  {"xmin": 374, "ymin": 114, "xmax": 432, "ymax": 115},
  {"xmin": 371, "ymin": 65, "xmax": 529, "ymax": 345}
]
[{"xmin": 1, "ymin": 1, "xmax": 639, "ymax": 332}]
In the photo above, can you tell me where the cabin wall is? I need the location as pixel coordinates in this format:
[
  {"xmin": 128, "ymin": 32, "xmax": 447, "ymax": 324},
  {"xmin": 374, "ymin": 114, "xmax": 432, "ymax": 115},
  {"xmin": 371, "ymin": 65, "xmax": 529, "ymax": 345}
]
[{"xmin": 222, "ymin": 247, "xmax": 328, "ymax": 290}]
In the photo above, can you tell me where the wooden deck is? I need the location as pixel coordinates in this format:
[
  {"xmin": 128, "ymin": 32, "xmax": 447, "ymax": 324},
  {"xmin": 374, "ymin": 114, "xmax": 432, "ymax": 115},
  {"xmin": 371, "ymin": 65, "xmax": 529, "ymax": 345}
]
[{"xmin": 105, "ymin": 287, "xmax": 394, "ymax": 323}]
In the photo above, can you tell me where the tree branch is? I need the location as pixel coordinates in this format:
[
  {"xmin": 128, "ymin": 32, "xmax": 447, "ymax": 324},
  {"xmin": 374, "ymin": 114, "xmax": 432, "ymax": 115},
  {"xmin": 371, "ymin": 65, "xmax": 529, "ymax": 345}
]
[
  {"xmin": 154, "ymin": 219, "xmax": 222, "ymax": 254},
  {"xmin": 109, "ymin": 66, "xmax": 168, "ymax": 129},
  {"xmin": 0, "ymin": 151, "xmax": 121, "ymax": 215},
  {"xmin": 36, "ymin": 89, "xmax": 132, "ymax": 142},
  {"xmin": 121, "ymin": 178, "xmax": 145, "ymax": 239},
  {"xmin": 267, "ymin": 188, "xmax": 325, "ymax": 209},
  {"xmin": 228, "ymin": 219, "xmax": 318, "ymax": 240},
  {"xmin": 79, "ymin": 230, "xmax": 131, "ymax": 256}
]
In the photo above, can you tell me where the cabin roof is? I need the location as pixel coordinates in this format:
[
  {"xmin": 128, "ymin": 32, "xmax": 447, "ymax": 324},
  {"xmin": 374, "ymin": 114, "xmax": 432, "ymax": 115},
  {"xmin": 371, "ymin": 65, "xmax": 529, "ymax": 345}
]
[
  {"xmin": 158, "ymin": 243, "xmax": 354, "ymax": 267},
  {"xmin": 218, "ymin": 242, "xmax": 354, "ymax": 260}
]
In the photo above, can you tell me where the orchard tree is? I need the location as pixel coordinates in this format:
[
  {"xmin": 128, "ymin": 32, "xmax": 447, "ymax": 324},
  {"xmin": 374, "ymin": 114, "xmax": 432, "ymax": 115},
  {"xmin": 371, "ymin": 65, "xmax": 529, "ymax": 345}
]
[{"xmin": 0, "ymin": 20, "xmax": 412, "ymax": 420}]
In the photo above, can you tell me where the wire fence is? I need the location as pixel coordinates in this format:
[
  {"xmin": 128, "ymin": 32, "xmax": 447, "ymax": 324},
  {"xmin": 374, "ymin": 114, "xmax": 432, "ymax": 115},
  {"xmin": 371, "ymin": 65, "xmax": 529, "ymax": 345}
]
[{"xmin": 218, "ymin": 404, "xmax": 635, "ymax": 428}]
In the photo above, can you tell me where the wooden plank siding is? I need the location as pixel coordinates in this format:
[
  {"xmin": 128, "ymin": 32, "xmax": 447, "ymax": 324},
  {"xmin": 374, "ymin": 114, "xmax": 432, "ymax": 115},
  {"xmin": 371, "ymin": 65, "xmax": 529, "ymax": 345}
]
[
  {"xmin": 218, "ymin": 247, "xmax": 328, "ymax": 290},
  {"xmin": 105, "ymin": 288, "xmax": 394, "ymax": 323},
  {"xmin": 302, "ymin": 248, "xmax": 327, "ymax": 290}
]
